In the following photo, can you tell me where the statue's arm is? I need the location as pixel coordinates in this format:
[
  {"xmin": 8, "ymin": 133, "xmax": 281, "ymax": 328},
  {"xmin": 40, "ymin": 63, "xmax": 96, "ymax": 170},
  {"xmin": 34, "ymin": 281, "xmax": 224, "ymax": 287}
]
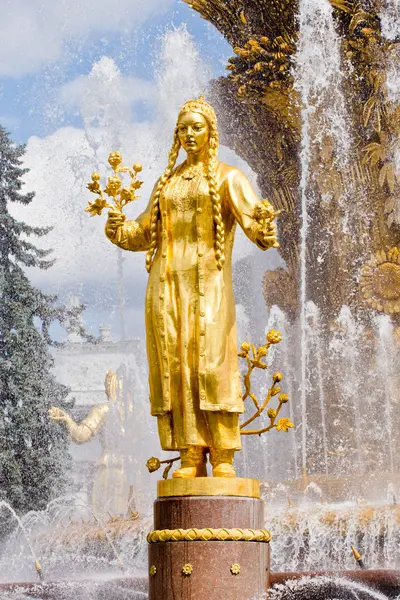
[
  {"xmin": 105, "ymin": 183, "xmax": 158, "ymax": 252},
  {"xmin": 225, "ymin": 169, "xmax": 278, "ymax": 250},
  {"xmin": 49, "ymin": 405, "xmax": 108, "ymax": 444}
]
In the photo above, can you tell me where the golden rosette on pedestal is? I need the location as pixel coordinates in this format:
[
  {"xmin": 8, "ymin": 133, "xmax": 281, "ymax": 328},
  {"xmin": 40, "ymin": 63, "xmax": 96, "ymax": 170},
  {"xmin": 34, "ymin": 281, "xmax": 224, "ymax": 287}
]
[{"xmin": 360, "ymin": 247, "xmax": 400, "ymax": 315}]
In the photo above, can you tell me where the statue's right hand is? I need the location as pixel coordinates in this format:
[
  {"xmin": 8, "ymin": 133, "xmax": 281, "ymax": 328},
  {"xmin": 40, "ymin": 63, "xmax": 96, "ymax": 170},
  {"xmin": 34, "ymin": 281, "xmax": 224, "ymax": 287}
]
[
  {"xmin": 105, "ymin": 211, "xmax": 126, "ymax": 238},
  {"xmin": 49, "ymin": 406, "xmax": 69, "ymax": 422}
]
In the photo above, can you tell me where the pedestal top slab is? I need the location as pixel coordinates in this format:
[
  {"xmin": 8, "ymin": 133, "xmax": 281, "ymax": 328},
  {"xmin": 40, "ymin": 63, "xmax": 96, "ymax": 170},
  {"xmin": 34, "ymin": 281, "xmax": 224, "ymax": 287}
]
[{"xmin": 157, "ymin": 477, "xmax": 260, "ymax": 498}]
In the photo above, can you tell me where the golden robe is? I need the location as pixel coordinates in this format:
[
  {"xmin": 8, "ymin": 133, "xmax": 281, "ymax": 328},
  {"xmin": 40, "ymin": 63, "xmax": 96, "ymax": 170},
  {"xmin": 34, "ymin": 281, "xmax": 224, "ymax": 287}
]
[
  {"xmin": 107, "ymin": 162, "xmax": 269, "ymax": 451},
  {"xmin": 66, "ymin": 403, "xmax": 132, "ymax": 515}
]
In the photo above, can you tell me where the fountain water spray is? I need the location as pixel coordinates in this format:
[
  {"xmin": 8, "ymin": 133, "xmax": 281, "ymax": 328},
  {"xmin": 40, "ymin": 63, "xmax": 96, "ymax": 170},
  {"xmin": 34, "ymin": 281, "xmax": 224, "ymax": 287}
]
[
  {"xmin": 294, "ymin": 0, "xmax": 350, "ymax": 477},
  {"xmin": 0, "ymin": 501, "xmax": 43, "ymax": 583}
]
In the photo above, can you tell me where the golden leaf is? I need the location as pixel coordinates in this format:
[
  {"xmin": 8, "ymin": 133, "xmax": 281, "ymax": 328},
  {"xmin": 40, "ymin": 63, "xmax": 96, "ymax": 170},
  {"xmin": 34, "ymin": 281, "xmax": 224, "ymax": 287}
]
[
  {"xmin": 384, "ymin": 196, "xmax": 396, "ymax": 214},
  {"xmin": 276, "ymin": 418, "xmax": 295, "ymax": 432},
  {"xmin": 87, "ymin": 181, "xmax": 101, "ymax": 193},
  {"xmin": 250, "ymin": 360, "xmax": 268, "ymax": 370},
  {"xmin": 84, "ymin": 198, "xmax": 110, "ymax": 217},
  {"xmin": 370, "ymin": 150, "xmax": 381, "ymax": 167},
  {"xmin": 373, "ymin": 71, "xmax": 386, "ymax": 93},
  {"xmin": 330, "ymin": 0, "xmax": 353, "ymax": 14},
  {"xmin": 388, "ymin": 247, "xmax": 399, "ymax": 262},
  {"xmin": 363, "ymin": 96, "xmax": 376, "ymax": 128},
  {"xmin": 375, "ymin": 106, "xmax": 382, "ymax": 133},
  {"xmin": 379, "ymin": 163, "xmax": 388, "ymax": 188},
  {"xmin": 349, "ymin": 11, "xmax": 370, "ymax": 35},
  {"xmin": 362, "ymin": 142, "xmax": 385, "ymax": 166},
  {"xmin": 387, "ymin": 162, "xmax": 396, "ymax": 193}
]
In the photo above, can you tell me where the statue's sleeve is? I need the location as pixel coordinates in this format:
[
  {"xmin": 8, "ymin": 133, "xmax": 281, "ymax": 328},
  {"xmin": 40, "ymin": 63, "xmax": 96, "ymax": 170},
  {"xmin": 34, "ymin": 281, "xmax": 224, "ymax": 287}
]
[
  {"xmin": 224, "ymin": 169, "xmax": 272, "ymax": 251},
  {"xmin": 66, "ymin": 404, "xmax": 108, "ymax": 444},
  {"xmin": 106, "ymin": 182, "xmax": 159, "ymax": 252}
]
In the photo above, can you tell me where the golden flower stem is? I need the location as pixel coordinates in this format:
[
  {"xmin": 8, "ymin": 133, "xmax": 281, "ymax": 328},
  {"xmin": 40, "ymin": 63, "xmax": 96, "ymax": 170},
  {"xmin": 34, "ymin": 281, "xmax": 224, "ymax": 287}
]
[
  {"xmin": 160, "ymin": 456, "xmax": 180, "ymax": 465},
  {"xmin": 242, "ymin": 359, "xmax": 259, "ymax": 409},
  {"xmin": 241, "ymin": 399, "xmax": 285, "ymax": 435},
  {"xmin": 240, "ymin": 386, "xmax": 274, "ymax": 430},
  {"xmin": 241, "ymin": 424, "xmax": 274, "ymax": 435}
]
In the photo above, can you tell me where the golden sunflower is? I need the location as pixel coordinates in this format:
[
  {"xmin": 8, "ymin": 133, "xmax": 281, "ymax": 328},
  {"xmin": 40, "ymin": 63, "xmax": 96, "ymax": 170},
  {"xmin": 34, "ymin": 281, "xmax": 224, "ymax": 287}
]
[{"xmin": 360, "ymin": 247, "xmax": 400, "ymax": 314}]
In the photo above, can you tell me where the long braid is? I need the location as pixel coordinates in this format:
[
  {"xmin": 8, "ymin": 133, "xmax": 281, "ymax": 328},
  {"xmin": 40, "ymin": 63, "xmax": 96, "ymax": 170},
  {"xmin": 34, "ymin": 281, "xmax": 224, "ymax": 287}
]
[
  {"xmin": 206, "ymin": 131, "xmax": 225, "ymax": 270},
  {"xmin": 145, "ymin": 130, "xmax": 181, "ymax": 272},
  {"xmin": 147, "ymin": 96, "xmax": 224, "ymax": 272}
]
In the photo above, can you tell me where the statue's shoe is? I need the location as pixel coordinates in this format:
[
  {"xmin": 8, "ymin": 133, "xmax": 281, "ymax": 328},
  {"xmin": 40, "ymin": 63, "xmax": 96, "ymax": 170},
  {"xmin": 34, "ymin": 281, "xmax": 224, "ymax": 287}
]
[
  {"xmin": 172, "ymin": 463, "xmax": 207, "ymax": 478},
  {"xmin": 212, "ymin": 463, "xmax": 236, "ymax": 478}
]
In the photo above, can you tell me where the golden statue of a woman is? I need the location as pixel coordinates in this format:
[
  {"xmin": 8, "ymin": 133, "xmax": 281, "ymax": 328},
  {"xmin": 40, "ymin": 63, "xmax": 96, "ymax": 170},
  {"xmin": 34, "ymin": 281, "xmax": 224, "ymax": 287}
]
[
  {"xmin": 105, "ymin": 97, "xmax": 278, "ymax": 479},
  {"xmin": 49, "ymin": 369, "xmax": 135, "ymax": 515}
]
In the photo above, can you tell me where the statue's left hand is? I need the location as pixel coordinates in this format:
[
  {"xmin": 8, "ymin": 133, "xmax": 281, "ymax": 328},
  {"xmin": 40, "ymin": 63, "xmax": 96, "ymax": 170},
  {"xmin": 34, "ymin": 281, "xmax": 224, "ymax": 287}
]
[
  {"xmin": 260, "ymin": 221, "xmax": 279, "ymax": 249},
  {"xmin": 48, "ymin": 406, "xmax": 69, "ymax": 422},
  {"xmin": 253, "ymin": 200, "xmax": 280, "ymax": 249}
]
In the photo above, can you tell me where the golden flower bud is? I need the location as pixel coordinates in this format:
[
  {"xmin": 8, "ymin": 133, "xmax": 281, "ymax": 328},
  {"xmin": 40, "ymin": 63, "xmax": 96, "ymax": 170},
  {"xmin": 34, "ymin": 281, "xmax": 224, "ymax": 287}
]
[
  {"xmin": 108, "ymin": 151, "xmax": 123, "ymax": 168},
  {"xmin": 241, "ymin": 341, "xmax": 251, "ymax": 352},
  {"xmin": 278, "ymin": 393, "xmax": 289, "ymax": 404},
  {"xmin": 91, "ymin": 172, "xmax": 101, "ymax": 181},
  {"xmin": 273, "ymin": 371, "xmax": 283, "ymax": 382},
  {"xmin": 105, "ymin": 176, "xmax": 122, "ymax": 196},
  {"xmin": 120, "ymin": 187, "xmax": 133, "ymax": 202},
  {"xmin": 267, "ymin": 408, "xmax": 277, "ymax": 419},
  {"xmin": 266, "ymin": 329, "xmax": 282, "ymax": 344},
  {"xmin": 133, "ymin": 163, "xmax": 143, "ymax": 173},
  {"xmin": 258, "ymin": 346, "xmax": 268, "ymax": 357},
  {"xmin": 146, "ymin": 457, "xmax": 161, "ymax": 473}
]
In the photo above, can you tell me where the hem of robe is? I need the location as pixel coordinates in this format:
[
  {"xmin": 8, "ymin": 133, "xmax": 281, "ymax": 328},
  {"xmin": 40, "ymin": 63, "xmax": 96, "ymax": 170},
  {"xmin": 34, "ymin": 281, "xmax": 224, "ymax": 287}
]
[
  {"xmin": 150, "ymin": 405, "xmax": 245, "ymax": 416},
  {"xmin": 199, "ymin": 402, "xmax": 245, "ymax": 413},
  {"xmin": 156, "ymin": 412, "xmax": 242, "ymax": 451}
]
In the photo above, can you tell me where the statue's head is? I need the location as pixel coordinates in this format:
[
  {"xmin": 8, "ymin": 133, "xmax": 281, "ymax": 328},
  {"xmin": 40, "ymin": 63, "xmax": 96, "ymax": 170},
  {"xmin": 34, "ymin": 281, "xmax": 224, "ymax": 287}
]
[
  {"xmin": 145, "ymin": 95, "xmax": 224, "ymax": 273},
  {"xmin": 176, "ymin": 96, "xmax": 218, "ymax": 156},
  {"xmin": 104, "ymin": 369, "xmax": 121, "ymax": 403}
]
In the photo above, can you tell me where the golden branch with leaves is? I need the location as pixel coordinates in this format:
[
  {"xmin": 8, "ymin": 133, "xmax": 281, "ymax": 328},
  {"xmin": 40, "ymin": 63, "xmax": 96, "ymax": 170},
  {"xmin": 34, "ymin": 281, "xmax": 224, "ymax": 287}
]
[
  {"xmin": 239, "ymin": 329, "xmax": 293, "ymax": 435},
  {"xmin": 84, "ymin": 151, "xmax": 144, "ymax": 217},
  {"xmin": 146, "ymin": 456, "xmax": 180, "ymax": 480}
]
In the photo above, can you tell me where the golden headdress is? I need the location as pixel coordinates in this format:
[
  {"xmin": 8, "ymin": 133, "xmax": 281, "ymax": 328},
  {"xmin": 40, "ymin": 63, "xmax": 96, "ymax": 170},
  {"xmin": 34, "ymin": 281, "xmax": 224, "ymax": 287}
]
[{"xmin": 178, "ymin": 95, "xmax": 218, "ymax": 130}]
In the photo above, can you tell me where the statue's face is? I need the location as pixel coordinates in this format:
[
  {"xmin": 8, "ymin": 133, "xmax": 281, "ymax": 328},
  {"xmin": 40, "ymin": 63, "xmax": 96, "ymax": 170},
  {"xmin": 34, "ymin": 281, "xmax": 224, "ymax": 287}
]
[{"xmin": 177, "ymin": 111, "xmax": 210, "ymax": 155}]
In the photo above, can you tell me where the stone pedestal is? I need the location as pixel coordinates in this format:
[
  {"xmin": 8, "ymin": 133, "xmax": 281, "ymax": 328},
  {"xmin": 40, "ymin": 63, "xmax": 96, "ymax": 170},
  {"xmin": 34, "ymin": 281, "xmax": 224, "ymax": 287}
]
[{"xmin": 147, "ymin": 478, "xmax": 270, "ymax": 600}]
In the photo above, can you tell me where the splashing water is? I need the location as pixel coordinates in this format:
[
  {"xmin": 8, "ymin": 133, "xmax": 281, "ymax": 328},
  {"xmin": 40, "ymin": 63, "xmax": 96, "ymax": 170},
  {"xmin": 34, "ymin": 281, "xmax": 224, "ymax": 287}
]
[
  {"xmin": 375, "ymin": 315, "xmax": 396, "ymax": 474},
  {"xmin": 0, "ymin": 502, "xmax": 42, "ymax": 583},
  {"xmin": 294, "ymin": 0, "xmax": 352, "ymax": 477},
  {"xmin": 269, "ymin": 575, "xmax": 391, "ymax": 600},
  {"xmin": 381, "ymin": 0, "xmax": 400, "ymax": 41},
  {"xmin": 304, "ymin": 302, "xmax": 328, "ymax": 476}
]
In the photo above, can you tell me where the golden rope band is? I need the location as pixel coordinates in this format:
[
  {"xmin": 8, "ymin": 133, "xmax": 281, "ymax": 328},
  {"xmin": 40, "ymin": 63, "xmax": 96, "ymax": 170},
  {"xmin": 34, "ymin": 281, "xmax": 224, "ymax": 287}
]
[{"xmin": 147, "ymin": 527, "xmax": 272, "ymax": 544}]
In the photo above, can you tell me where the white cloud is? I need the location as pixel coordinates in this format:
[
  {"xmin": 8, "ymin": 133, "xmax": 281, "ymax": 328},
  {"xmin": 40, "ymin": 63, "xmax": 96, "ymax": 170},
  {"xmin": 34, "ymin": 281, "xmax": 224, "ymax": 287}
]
[
  {"xmin": 59, "ymin": 65, "xmax": 155, "ymax": 110},
  {"xmin": 10, "ymin": 27, "xmax": 262, "ymax": 337},
  {"xmin": 0, "ymin": 0, "xmax": 174, "ymax": 77}
]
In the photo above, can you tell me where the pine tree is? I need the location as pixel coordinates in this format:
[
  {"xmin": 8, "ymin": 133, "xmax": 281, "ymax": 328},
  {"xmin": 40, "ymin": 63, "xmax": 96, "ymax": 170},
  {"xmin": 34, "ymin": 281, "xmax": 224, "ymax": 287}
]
[{"xmin": 0, "ymin": 126, "xmax": 75, "ymax": 516}]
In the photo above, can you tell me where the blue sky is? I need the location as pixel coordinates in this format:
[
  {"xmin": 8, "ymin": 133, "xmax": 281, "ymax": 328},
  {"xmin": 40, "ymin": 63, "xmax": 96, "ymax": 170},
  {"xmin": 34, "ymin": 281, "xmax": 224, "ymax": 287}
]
[
  {"xmin": 1, "ymin": 0, "xmax": 277, "ymax": 341},
  {"xmin": 0, "ymin": 2, "xmax": 231, "ymax": 144}
]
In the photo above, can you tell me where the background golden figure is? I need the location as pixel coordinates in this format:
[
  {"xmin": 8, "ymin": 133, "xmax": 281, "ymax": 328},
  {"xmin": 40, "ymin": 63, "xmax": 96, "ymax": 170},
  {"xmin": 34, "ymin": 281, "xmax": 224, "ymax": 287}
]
[
  {"xmin": 49, "ymin": 369, "xmax": 135, "ymax": 515},
  {"xmin": 104, "ymin": 96, "xmax": 278, "ymax": 479}
]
